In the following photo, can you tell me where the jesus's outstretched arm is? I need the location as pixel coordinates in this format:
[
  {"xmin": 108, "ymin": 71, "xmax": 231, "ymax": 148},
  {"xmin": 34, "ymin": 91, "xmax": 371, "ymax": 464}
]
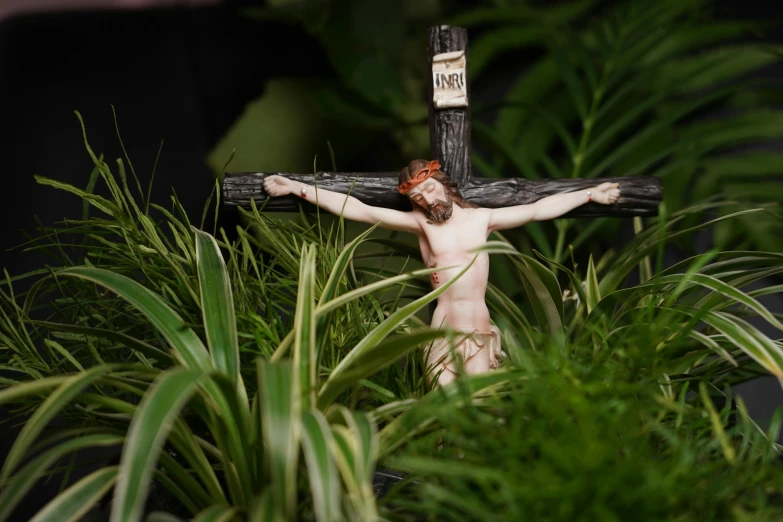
[
  {"xmin": 263, "ymin": 175, "xmax": 420, "ymax": 233},
  {"xmin": 488, "ymin": 182, "xmax": 620, "ymax": 232}
]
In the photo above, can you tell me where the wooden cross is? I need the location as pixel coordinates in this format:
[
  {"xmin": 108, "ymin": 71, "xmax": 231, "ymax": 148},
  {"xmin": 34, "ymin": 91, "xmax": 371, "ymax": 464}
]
[{"xmin": 222, "ymin": 26, "xmax": 662, "ymax": 219}]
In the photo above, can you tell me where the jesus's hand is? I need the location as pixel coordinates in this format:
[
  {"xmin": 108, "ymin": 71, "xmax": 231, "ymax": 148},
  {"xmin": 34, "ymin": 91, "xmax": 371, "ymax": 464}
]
[
  {"xmin": 591, "ymin": 182, "xmax": 620, "ymax": 205},
  {"xmin": 263, "ymin": 175, "xmax": 294, "ymax": 197}
]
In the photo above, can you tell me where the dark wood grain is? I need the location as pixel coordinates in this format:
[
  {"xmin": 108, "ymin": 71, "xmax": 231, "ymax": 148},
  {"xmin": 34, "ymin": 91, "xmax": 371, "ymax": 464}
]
[
  {"xmin": 222, "ymin": 24, "xmax": 663, "ymax": 219},
  {"xmin": 223, "ymin": 172, "xmax": 662, "ymax": 217},
  {"xmin": 463, "ymin": 176, "xmax": 663, "ymax": 217},
  {"xmin": 427, "ymin": 25, "xmax": 471, "ymax": 186}
]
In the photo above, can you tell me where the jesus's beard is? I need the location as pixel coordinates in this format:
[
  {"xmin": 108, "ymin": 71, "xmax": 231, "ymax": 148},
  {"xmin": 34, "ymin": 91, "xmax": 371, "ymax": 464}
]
[{"xmin": 422, "ymin": 194, "xmax": 454, "ymax": 223}]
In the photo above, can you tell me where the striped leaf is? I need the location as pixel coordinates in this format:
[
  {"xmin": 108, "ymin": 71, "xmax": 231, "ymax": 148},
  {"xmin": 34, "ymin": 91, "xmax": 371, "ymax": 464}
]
[
  {"xmin": 317, "ymin": 329, "xmax": 445, "ymax": 409},
  {"xmin": 194, "ymin": 227, "xmax": 239, "ymax": 383},
  {"xmin": 515, "ymin": 261, "xmax": 563, "ymax": 333},
  {"xmin": 112, "ymin": 369, "xmax": 208, "ymax": 522},
  {"xmin": 0, "ymin": 365, "xmax": 112, "ymax": 483},
  {"xmin": 192, "ymin": 505, "xmax": 240, "ymax": 522},
  {"xmin": 31, "ymin": 321, "xmax": 173, "ymax": 363},
  {"xmin": 320, "ymin": 224, "xmax": 378, "ymax": 304},
  {"xmin": 597, "ymin": 270, "xmax": 783, "ymax": 333},
  {"xmin": 377, "ymin": 371, "xmax": 514, "ymax": 458},
  {"xmin": 0, "ymin": 375, "xmax": 71, "ymax": 406},
  {"xmin": 257, "ymin": 360, "xmax": 298, "ymax": 521},
  {"xmin": 317, "ymin": 240, "xmax": 516, "ymax": 318},
  {"xmin": 58, "ymin": 267, "xmax": 210, "ymax": 371},
  {"xmin": 0, "ymin": 434, "xmax": 123, "ymax": 522},
  {"xmin": 300, "ymin": 411, "xmax": 340, "ymax": 522},
  {"xmin": 673, "ymin": 307, "xmax": 783, "ymax": 377},
  {"xmin": 201, "ymin": 374, "xmax": 253, "ymax": 504},
  {"xmin": 485, "ymin": 283, "xmax": 534, "ymax": 333},
  {"xmin": 156, "ymin": 452, "xmax": 213, "ymax": 512},
  {"xmin": 340, "ymin": 409, "xmax": 377, "ymax": 484},
  {"xmin": 315, "ymin": 225, "xmax": 378, "ymax": 363},
  {"xmin": 487, "ymin": 236, "xmax": 563, "ymax": 330},
  {"xmin": 315, "ymin": 265, "xmax": 443, "ymax": 317},
  {"xmin": 601, "ymin": 208, "xmax": 767, "ymax": 293},
  {"xmin": 329, "ymin": 409, "xmax": 378, "ymax": 522},
  {"xmin": 294, "ymin": 244, "xmax": 318, "ymax": 408},
  {"xmin": 318, "ymin": 256, "xmax": 479, "ymax": 409},
  {"xmin": 247, "ymin": 491, "xmax": 284, "ymax": 522},
  {"xmin": 585, "ymin": 255, "xmax": 600, "ymax": 314},
  {"xmin": 193, "ymin": 228, "xmax": 253, "ymax": 490},
  {"xmin": 30, "ymin": 466, "xmax": 118, "ymax": 522},
  {"xmin": 518, "ymin": 253, "xmax": 563, "ymax": 324}
]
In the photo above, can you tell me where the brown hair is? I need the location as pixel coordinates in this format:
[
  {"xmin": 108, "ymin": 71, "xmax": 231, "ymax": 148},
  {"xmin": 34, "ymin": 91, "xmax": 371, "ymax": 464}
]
[{"xmin": 399, "ymin": 159, "xmax": 478, "ymax": 209}]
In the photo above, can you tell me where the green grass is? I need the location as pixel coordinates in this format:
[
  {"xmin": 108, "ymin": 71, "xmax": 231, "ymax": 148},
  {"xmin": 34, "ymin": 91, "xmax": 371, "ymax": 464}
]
[{"xmin": 0, "ymin": 112, "xmax": 781, "ymax": 521}]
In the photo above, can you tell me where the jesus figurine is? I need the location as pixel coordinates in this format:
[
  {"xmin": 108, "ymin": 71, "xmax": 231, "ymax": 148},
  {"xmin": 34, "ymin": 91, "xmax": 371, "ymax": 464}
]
[{"xmin": 263, "ymin": 160, "xmax": 620, "ymax": 386}]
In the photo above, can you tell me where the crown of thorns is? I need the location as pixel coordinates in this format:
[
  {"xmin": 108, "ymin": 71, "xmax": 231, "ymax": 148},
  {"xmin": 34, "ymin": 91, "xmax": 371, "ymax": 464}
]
[{"xmin": 398, "ymin": 160, "xmax": 441, "ymax": 194}]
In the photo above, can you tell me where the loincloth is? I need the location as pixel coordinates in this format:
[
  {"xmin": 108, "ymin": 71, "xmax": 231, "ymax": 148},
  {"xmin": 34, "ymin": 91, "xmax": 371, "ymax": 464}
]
[{"xmin": 425, "ymin": 326, "xmax": 502, "ymax": 377}]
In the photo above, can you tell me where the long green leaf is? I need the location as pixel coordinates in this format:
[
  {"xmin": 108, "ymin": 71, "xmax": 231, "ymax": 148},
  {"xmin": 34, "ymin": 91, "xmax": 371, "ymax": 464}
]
[
  {"xmin": 194, "ymin": 228, "xmax": 239, "ymax": 383},
  {"xmin": 257, "ymin": 360, "xmax": 298, "ymax": 521},
  {"xmin": 58, "ymin": 267, "xmax": 211, "ymax": 371},
  {"xmin": 111, "ymin": 369, "xmax": 208, "ymax": 522},
  {"xmin": 341, "ymin": 410, "xmax": 376, "ymax": 484},
  {"xmin": 514, "ymin": 256, "xmax": 563, "ymax": 333},
  {"xmin": 247, "ymin": 491, "xmax": 284, "ymax": 522},
  {"xmin": 301, "ymin": 411, "xmax": 340, "ymax": 522},
  {"xmin": 192, "ymin": 505, "xmax": 240, "ymax": 522},
  {"xmin": 200, "ymin": 374, "xmax": 253, "ymax": 505},
  {"xmin": 0, "ymin": 434, "xmax": 123, "ymax": 522},
  {"xmin": 0, "ymin": 375, "xmax": 70, "ymax": 405},
  {"xmin": 320, "ymin": 224, "xmax": 378, "ymax": 304},
  {"xmin": 602, "ymin": 208, "xmax": 767, "ymax": 293},
  {"xmin": 294, "ymin": 244, "xmax": 317, "ymax": 408},
  {"xmin": 671, "ymin": 307, "xmax": 783, "ymax": 377},
  {"xmin": 0, "ymin": 365, "xmax": 112, "ymax": 482},
  {"xmin": 377, "ymin": 371, "xmax": 513, "ymax": 458},
  {"xmin": 330, "ymin": 408, "xmax": 378, "ymax": 522},
  {"xmin": 660, "ymin": 272, "xmax": 782, "ymax": 331},
  {"xmin": 31, "ymin": 321, "xmax": 173, "ymax": 363},
  {"xmin": 156, "ymin": 452, "xmax": 213, "ymax": 512},
  {"xmin": 35, "ymin": 175, "xmax": 120, "ymax": 217},
  {"xmin": 317, "ymin": 329, "xmax": 446, "ymax": 408},
  {"xmin": 314, "ymin": 225, "xmax": 379, "ymax": 363},
  {"xmin": 585, "ymin": 255, "xmax": 600, "ymax": 314},
  {"xmin": 315, "ymin": 265, "xmax": 443, "ymax": 317},
  {"xmin": 30, "ymin": 466, "xmax": 118, "ymax": 522}
]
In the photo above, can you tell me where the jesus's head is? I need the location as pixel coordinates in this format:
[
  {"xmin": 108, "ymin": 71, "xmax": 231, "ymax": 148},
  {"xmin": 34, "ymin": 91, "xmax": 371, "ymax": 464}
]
[{"xmin": 398, "ymin": 159, "xmax": 477, "ymax": 223}]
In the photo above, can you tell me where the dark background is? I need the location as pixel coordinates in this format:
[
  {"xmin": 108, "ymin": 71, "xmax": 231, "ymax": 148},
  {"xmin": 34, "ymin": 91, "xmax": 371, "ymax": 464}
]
[{"xmin": 1, "ymin": 1, "xmax": 782, "ymax": 519}]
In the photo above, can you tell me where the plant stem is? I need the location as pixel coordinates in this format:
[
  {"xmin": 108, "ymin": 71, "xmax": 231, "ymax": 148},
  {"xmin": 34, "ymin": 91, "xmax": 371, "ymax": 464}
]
[{"xmin": 553, "ymin": 220, "xmax": 569, "ymax": 264}]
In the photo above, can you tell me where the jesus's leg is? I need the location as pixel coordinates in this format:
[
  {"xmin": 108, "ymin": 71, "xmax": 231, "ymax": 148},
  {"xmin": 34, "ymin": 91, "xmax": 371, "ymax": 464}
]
[
  {"xmin": 425, "ymin": 337, "xmax": 460, "ymax": 386},
  {"xmin": 462, "ymin": 328, "xmax": 503, "ymax": 375},
  {"xmin": 426, "ymin": 330, "xmax": 497, "ymax": 385}
]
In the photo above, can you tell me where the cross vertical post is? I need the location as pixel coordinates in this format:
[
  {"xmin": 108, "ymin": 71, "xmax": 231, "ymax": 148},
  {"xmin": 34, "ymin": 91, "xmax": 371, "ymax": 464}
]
[
  {"xmin": 222, "ymin": 26, "xmax": 662, "ymax": 216},
  {"xmin": 428, "ymin": 26, "xmax": 471, "ymax": 186}
]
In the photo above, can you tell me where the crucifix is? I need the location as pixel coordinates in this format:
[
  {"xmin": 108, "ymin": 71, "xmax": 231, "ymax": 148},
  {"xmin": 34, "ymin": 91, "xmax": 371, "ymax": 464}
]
[{"xmin": 222, "ymin": 26, "xmax": 662, "ymax": 385}]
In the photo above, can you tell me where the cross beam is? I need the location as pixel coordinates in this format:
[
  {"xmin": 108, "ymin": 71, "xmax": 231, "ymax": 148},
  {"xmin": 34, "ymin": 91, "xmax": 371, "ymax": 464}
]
[{"xmin": 222, "ymin": 26, "xmax": 662, "ymax": 217}]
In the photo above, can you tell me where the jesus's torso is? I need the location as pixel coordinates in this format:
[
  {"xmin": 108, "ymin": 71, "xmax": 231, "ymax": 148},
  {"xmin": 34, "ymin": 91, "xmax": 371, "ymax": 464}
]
[{"xmin": 414, "ymin": 206, "xmax": 493, "ymax": 332}]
